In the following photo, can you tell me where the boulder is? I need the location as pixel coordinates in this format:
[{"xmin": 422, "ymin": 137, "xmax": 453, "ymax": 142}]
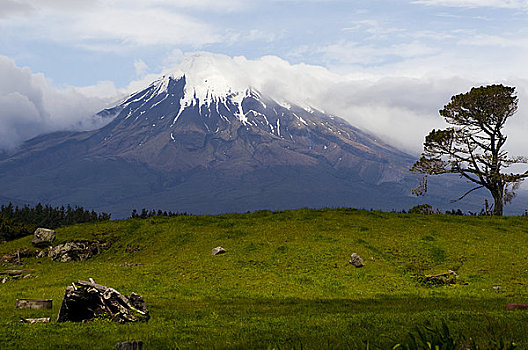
[
  {"xmin": 48, "ymin": 241, "xmax": 103, "ymax": 262},
  {"xmin": 57, "ymin": 280, "xmax": 149, "ymax": 323},
  {"xmin": 212, "ymin": 246, "xmax": 227, "ymax": 255},
  {"xmin": 349, "ymin": 253, "xmax": 364, "ymax": 267},
  {"xmin": 32, "ymin": 228, "xmax": 55, "ymax": 247}
]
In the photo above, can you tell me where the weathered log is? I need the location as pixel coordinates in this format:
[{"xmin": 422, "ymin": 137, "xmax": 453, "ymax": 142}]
[
  {"xmin": 20, "ymin": 318, "xmax": 51, "ymax": 324},
  {"xmin": 16, "ymin": 299, "xmax": 53, "ymax": 309}
]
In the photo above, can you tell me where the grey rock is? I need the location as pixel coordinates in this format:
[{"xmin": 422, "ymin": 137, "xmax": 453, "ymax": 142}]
[
  {"xmin": 57, "ymin": 279, "xmax": 149, "ymax": 323},
  {"xmin": 32, "ymin": 228, "xmax": 55, "ymax": 247},
  {"xmin": 48, "ymin": 241, "xmax": 102, "ymax": 262},
  {"xmin": 212, "ymin": 246, "xmax": 226, "ymax": 255},
  {"xmin": 349, "ymin": 253, "xmax": 364, "ymax": 267}
]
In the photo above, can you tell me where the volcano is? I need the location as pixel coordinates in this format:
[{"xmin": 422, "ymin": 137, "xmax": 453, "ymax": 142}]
[{"xmin": 0, "ymin": 66, "xmax": 490, "ymax": 217}]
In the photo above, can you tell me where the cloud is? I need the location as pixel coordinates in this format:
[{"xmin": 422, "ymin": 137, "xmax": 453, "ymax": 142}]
[
  {"xmin": 0, "ymin": 56, "xmax": 121, "ymax": 150},
  {"xmin": 2, "ymin": 51, "xmax": 528, "ymax": 161},
  {"xmin": 0, "ymin": 0, "xmax": 34, "ymax": 18},
  {"xmin": 411, "ymin": 0, "xmax": 528, "ymax": 9},
  {"xmin": 0, "ymin": 0, "xmax": 244, "ymax": 51},
  {"xmin": 134, "ymin": 59, "xmax": 149, "ymax": 76}
]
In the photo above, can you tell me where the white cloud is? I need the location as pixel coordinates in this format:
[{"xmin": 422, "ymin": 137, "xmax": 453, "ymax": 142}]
[
  {"xmin": 0, "ymin": 0, "xmax": 34, "ymax": 18},
  {"xmin": 0, "ymin": 0, "xmax": 244, "ymax": 51},
  {"xmin": 412, "ymin": 0, "xmax": 528, "ymax": 9},
  {"xmin": 0, "ymin": 56, "xmax": 121, "ymax": 150},
  {"xmin": 134, "ymin": 59, "xmax": 149, "ymax": 76}
]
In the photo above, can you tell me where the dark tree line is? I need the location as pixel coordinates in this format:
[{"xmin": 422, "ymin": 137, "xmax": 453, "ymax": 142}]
[
  {"xmin": 0, "ymin": 202, "xmax": 111, "ymax": 242},
  {"xmin": 130, "ymin": 208, "xmax": 189, "ymax": 219}
]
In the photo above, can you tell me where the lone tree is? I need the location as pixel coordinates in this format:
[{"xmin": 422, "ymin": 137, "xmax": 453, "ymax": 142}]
[{"xmin": 411, "ymin": 84, "xmax": 528, "ymax": 216}]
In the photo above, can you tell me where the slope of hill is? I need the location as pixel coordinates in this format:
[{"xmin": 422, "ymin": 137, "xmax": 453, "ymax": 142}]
[{"xmin": 1, "ymin": 209, "xmax": 527, "ymax": 348}]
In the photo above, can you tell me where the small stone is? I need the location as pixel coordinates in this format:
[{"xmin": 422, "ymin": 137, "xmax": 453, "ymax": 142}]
[
  {"xmin": 23, "ymin": 274, "xmax": 32, "ymax": 279},
  {"xmin": 212, "ymin": 246, "xmax": 227, "ymax": 255},
  {"xmin": 1, "ymin": 277, "xmax": 7, "ymax": 284},
  {"xmin": 493, "ymin": 285, "xmax": 502, "ymax": 290},
  {"xmin": 349, "ymin": 253, "xmax": 364, "ymax": 267}
]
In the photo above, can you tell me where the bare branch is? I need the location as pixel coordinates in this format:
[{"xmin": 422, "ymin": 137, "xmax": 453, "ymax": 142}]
[{"xmin": 450, "ymin": 185, "xmax": 485, "ymax": 203}]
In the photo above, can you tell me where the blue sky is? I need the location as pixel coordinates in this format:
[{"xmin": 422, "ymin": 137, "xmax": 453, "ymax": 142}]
[{"xmin": 1, "ymin": 0, "xmax": 528, "ymax": 154}]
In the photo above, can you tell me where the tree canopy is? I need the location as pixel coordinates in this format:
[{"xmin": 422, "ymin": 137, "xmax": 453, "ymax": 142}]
[{"xmin": 411, "ymin": 84, "xmax": 528, "ymax": 216}]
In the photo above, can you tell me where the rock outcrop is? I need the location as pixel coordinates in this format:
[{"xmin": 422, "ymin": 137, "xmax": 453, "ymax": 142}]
[
  {"xmin": 57, "ymin": 280, "xmax": 149, "ymax": 323},
  {"xmin": 48, "ymin": 241, "xmax": 105, "ymax": 262}
]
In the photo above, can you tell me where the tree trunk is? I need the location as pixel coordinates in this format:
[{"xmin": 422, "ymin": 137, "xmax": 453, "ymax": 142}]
[{"xmin": 492, "ymin": 189, "xmax": 504, "ymax": 216}]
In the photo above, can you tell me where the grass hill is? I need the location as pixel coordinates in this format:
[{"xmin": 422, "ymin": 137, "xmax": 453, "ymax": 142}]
[{"xmin": 1, "ymin": 208, "xmax": 528, "ymax": 349}]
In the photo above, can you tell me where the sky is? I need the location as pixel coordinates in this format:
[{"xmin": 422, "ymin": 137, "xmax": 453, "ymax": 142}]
[{"xmin": 1, "ymin": 0, "xmax": 528, "ymax": 159}]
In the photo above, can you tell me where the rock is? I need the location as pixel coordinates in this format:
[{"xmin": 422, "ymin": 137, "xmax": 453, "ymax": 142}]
[
  {"xmin": 212, "ymin": 246, "xmax": 227, "ymax": 255},
  {"xmin": 37, "ymin": 250, "xmax": 48, "ymax": 258},
  {"xmin": 16, "ymin": 298, "xmax": 53, "ymax": 309},
  {"xmin": 1, "ymin": 277, "xmax": 6, "ymax": 284},
  {"xmin": 48, "ymin": 241, "xmax": 105, "ymax": 262},
  {"xmin": 57, "ymin": 280, "xmax": 149, "ymax": 323},
  {"xmin": 1, "ymin": 249, "xmax": 36, "ymax": 263},
  {"xmin": 20, "ymin": 317, "xmax": 51, "ymax": 324},
  {"xmin": 116, "ymin": 341, "xmax": 143, "ymax": 350},
  {"xmin": 506, "ymin": 303, "xmax": 528, "ymax": 310},
  {"xmin": 32, "ymin": 228, "xmax": 56, "ymax": 247},
  {"xmin": 416, "ymin": 271, "xmax": 458, "ymax": 286},
  {"xmin": 493, "ymin": 285, "xmax": 502, "ymax": 290},
  {"xmin": 0, "ymin": 270, "xmax": 28, "ymax": 276},
  {"xmin": 349, "ymin": 253, "xmax": 364, "ymax": 267}
]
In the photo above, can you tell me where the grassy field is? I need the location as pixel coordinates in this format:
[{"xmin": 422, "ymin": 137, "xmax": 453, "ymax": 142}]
[{"xmin": 1, "ymin": 208, "xmax": 528, "ymax": 349}]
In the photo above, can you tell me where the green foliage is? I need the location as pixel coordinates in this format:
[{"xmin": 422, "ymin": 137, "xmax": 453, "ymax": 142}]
[
  {"xmin": 408, "ymin": 204, "xmax": 441, "ymax": 215},
  {"xmin": 0, "ymin": 214, "xmax": 36, "ymax": 241},
  {"xmin": 412, "ymin": 84, "xmax": 528, "ymax": 216},
  {"xmin": 393, "ymin": 321, "xmax": 516, "ymax": 350},
  {"xmin": 1, "ymin": 208, "xmax": 528, "ymax": 348}
]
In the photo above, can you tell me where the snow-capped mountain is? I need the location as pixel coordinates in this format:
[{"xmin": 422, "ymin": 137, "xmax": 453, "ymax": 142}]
[
  {"xmin": 75, "ymin": 72, "xmax": 411, "ymax": 179},
  {"xmin": 0, "ymin": 68, "xmax": 492, "ymax": 216}
]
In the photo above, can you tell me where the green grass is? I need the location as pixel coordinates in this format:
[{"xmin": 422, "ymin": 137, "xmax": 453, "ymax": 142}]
[{"xmin": 1, "ymin": 208, "xmax": 528, "ymax": 349}]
